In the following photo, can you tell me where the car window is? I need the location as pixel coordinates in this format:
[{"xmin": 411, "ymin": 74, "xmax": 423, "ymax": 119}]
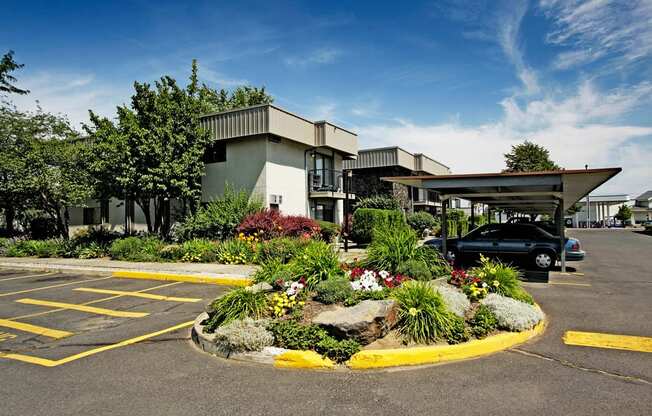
[
  {"xmin": 502, "ymin": 225, "xmax": 542, "ymax": 239},
  {"xmin": 471, "ymin": 225, "xmax": 502, "ymax": 240}
]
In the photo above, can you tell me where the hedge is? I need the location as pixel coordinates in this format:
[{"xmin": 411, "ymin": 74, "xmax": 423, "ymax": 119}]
[{"xmin": 351, "ymin": 208, "xmax": 405, "ymax": 244}]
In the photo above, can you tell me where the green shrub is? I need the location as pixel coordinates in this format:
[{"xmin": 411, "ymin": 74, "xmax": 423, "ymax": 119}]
[
  {"xmin": 416, "ymin": 246, "xmax": 452, "ymax": 277},
  {"xmin": 158, "ymin": 244, "xmax": 185, "ymax": 261},
  {"xmin": 108, "ymin": 236, "xmax": 164, "ymax": 262},
  {"xmin": 351, "ymin": 208, "xmax": 405, "ymax": 244},
  {"xmin": 446, "ymin": 315, "xmax": 470, "ymax": 344},
  {"xmin": 176, "ymin": 185, "xmax": 263, "ymax": 241},
  {"xmin": 76, "ymin": 242, "xmax": 107, "ymax": 259},
  {"xmin": 253, "ymin": 259, "xmax": 295, "ymax": 285},
  {"xmin": 396, "ymin": 259, "xmax": 432, "ymax": 281},
  {"xmin": 365, "ymin": 223, "xmax": 420, "ymax": 273},
  {"xmin": 392, "ymin": 281, "xmax": 457, "ymax": 344},
  {"xmin": 316, "ymin": 220, "xmax": 340, "ymax": 243},
  {"xmin": 217, "ymin": 238, "xmax": 255, "ymax": 264},
  {"xmin": 315, "ymin": 336, "xmax": 361, "ymax": 363},
  {"xmin": 470, "ymin": 255, "xmax": 524, "ymax": 300},
  {"xmin": 289, "ymin": 240, "xmax": 341, "ymax": 288},
  {"xmin": 3, "ymin": 239, "xmax": 65, "ymax": 258},
  {"xmin": 468, "ymin": 305, "xmax": 498, "ymax": 338},
  {"xmin": 314, "ymin": 277, "xmax": 353, "ymax": 304},
  {"xmin": 266, "ymin": 320, "xmax": 328, "ymax": 350},
  {"xmin": 343, "ymin": 287, "xmax": 391, "ymax": 306},
  {"xmin": 204, "ymin": 289, "xmax": 268, "ymax": 333},
  {"xmin": 355, "ymin": 195, "xmax": 402, "ymax": 211},
  {"xmin": 179, "ymin": 239, "xmax": 219, "ymax": 262},
  {"xmin": 255, "ymin": 237, "xmax": 311, "ymax": 264},
  {"xmin": 407, "ymin": 211, "xmax": 438, "ymax": 235},
  {"xmin": 0, "ymin": 238, "xmax": 10, "ymax": 255}
]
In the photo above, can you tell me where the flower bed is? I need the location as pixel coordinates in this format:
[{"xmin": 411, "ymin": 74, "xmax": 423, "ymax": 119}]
[{"xmin": 195, "ymin": 236, "xmax": 545, "ymax": 369}]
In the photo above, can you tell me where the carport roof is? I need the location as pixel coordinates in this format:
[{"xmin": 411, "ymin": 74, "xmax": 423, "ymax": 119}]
[{"xmin": 382, "ymin": 168, "xmax": 622, "ymax": 214}]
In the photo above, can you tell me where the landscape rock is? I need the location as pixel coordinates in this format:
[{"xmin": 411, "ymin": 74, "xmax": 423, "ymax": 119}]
[
  {"xmin": 245, "ymin": 282, "xmax": 274, "ymax": 293},
  {"xmin": 313, "ymin": 299, "xmax": 398, "ymax": 344}
]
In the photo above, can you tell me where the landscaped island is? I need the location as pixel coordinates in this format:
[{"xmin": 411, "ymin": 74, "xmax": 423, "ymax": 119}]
[{"xmin": 194, "ymin": 220, "xmax": 545, "ymax": 369}]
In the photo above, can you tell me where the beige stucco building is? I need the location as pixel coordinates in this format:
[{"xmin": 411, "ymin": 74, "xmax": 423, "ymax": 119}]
[{"xmin": 68, "ymin": 104, "xmax": 358, "ymax": 234}]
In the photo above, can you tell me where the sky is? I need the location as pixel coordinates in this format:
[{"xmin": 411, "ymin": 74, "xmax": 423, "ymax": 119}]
[{"xmin": 2, "ymin": 0, "xmax": 651, "ymax": 196}]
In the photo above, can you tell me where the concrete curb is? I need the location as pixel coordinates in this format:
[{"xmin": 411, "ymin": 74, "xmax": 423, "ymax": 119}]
[{"xmin": 191, "ymin": 311, "xmax": 547, "ymax": 371}]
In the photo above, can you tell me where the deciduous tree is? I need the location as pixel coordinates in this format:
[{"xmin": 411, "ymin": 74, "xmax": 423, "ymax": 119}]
[{"xmin": 504, "ymin": 140, "xmax": 560, "ymax": 173}]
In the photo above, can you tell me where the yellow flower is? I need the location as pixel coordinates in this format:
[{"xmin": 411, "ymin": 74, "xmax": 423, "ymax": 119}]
[
  {"xmin": 408, "ymin": 307, "xmax": 418, "ymax": 316},
  {"xmin": 492, "ymin": 280, "xmax": 500, "ymax": 287}
]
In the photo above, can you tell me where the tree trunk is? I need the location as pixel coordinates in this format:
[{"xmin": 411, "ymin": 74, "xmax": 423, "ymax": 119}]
[
  {"xmin": 153, "ymin": 197, "xmax": 162, "ymax": 235},
  {"xmin": 4, "ymin": 205, "xmax": 15, "ymax": 236},
  {"xmin": 137, "ymin": 198, "xmax": 153, "ymax": 233}
]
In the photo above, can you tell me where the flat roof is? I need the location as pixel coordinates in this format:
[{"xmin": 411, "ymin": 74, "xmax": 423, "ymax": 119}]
[{"xmin": 382, "ymin": 168, "xmax": 622, "ymax": 214}]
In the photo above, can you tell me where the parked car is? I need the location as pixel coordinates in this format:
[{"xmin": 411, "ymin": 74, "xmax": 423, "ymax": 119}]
[{"xmin": 424, "ymin": 223, "xmax": 585, "ymax": 271}]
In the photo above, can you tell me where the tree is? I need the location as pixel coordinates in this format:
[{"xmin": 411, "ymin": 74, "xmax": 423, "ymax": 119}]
[
  {"xmin": 0, "ymin": 51, "xmax": 29, "ymax": 96},
  {"xmin": 0, "ymin": 105, "xmax": 93, "ymax": 237},
  {"xmin": 615, "ymin": 204, "xmax": 632, "ymax": 225},
  {"xmin": 85, "ymin": 60, "xmax": 273, "ymax": 236},
  {"xmin": 503, "ymin": 140, "xmax": 560, "ymax": 172},
  {"xmin": 566, "ymin": 203, "xmax": 582, "ymax": 215}
]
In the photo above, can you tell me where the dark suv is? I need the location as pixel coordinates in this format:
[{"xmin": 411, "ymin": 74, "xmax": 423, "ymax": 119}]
[{"xmin": 424, "ymin": 223, "xmax": 584, "ymax": 271}]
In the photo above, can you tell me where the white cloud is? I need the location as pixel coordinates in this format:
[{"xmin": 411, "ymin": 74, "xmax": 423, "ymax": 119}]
[
  {"xmin": 284, "ymin": 48, "xmax": 341, "ymax": 67},
  {"xmin": 497, "ymin": 1, "xmax": 540, "ymax": 95},
  {"xmin": 540, "ymin": 0, "xmax": 652, "ymax": 71},
  {"xmin": 10, "ymin": 71, "xmax": 128, "ymax": 130},
  {"xmin": 356, "ymin": 81, "xmax": 652, "ymax": 195},
  {"xmin": 200, "ymin": 67, "xmax": 248, "ymax": 87}
]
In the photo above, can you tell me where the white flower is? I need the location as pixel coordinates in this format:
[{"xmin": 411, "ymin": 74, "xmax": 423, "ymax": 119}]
[
  {"xmin": 379, "ymin": 270, "xmax": 390, "ymax": 279},
  {"xmin": 351, "ymin": 280, "xmax": 362, "ymax": 291}
]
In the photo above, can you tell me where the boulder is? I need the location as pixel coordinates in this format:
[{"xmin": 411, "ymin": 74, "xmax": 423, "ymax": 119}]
[
  {"xmin": 245, "ymin": 282, "xmax": 274, "ymax": 293},
  {"xmin": 313, "ymin": 299, "xmax": 398, "ymax": 344}
]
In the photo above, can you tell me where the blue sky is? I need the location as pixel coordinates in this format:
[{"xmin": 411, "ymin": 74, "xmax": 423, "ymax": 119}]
[{"xmin": 3, "ymin": 0, "xmax": 651, "ymax": 195}]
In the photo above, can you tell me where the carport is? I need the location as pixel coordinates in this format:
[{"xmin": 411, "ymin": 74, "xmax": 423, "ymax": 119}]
[{"xmin": 383, "ymin": 168, "xmax": 621, "ymax": 272}]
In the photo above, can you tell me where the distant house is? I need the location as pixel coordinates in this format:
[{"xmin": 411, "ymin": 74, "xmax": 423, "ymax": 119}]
[
  {"xmin": 632, "ymin": 191, "xmax": 652, "ymax": 224},
  {"xmin": 342, "ymin": 146, "xmax": 450, "ymax": 214},
  {"xmin": 68, "ymin": 104, "xmax": 358, "ymax": 234}
]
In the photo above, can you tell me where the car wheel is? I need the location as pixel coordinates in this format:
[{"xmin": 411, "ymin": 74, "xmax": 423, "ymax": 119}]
[{"xmin": 532, "ymin": 251, "xmax": 554, "ymax": 271}]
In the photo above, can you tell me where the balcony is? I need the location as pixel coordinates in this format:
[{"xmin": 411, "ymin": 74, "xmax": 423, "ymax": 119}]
[{"xmin": 309, "ymin": 169, "xmax": 352, "ymax": 199}]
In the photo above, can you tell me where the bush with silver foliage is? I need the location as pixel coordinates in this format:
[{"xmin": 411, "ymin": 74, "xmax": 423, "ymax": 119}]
[
  {"xmin": 481, "ymin": 293, "xmax": 544, "ymax": 331},
  {"xmin": 213, "ymin": 318, "xmax": 274, "ymax": 353},
  {"xmin": 437, "ymin": 284, "xmax": 470, "ymax": 318}
]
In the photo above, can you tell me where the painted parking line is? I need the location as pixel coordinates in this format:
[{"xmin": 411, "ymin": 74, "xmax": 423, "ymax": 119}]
[
  {"xmin": 563, "ymin": 331, "xmax": 652, "ymax": 353},
  {"xmin": 15, "ymin": 298, "xmax": 149, "ymax": 318},
  {"xmin": 0, "ymin": 331, "xmax": 17, "ymax": 342},
  {"xmin": 0, "ymin": 272, "xmax": 56, "ymax": 282},
  {"xmin": 0, "ymin": 318, "xmax": 73, "ymax": 339},
  {"xmin": 73, "ymin": 287, "xmax": 201, "ymax": 303},
  {"xmin": 0, "ymin": 320, "xmax": 193, "ymax": 367},
  {"xmin": 548, "ymin": 282, "xmax": 591, "ymax": 287},
  {"xmin": 0, "ymin": 276, "xmax": 112, "ymax": 298},
  {"xmin": 8, "ymin": 282, "xmax": 181, "ymax": 321}
]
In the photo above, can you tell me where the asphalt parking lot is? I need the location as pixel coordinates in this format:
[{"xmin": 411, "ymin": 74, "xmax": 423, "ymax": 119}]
[{"xmin": 1, "ymin": 229, "xmax": 650, "ymax": 416}]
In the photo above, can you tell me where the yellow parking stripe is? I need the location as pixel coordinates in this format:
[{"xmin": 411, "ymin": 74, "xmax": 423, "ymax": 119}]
[
  {"xmin": 564, "ymin": 331, "xmax": 652, "ymax": 353},
  {"xmin": 8, "ymin": 282, "xmax": 180, "ymax": 321},
  {"xmin": 0, "ymin": 320, "xmax": 193, "ymax": 367},
  {"xmin": 15, "ymin": 298, "xmax": 149, "ymax": 318},
  {"xmin": 0, "ymin": 318, "xmax": 72, "ymax": 339},
  {"xmin": 0, "ymin": 276, "xmax": 112, "ymax": 298},
  {"xmin": 548, "ymin": 282, "xmax": 591, "ymax": 287},
  {"xmin": 0, "ymin": 272, "xmax": 56, "ymax": 282},
  {"xmin": 73, "ymin": 287, "xmax": 201, "ymax": 303}
]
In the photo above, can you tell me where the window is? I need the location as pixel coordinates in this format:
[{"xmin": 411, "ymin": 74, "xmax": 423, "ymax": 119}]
[
  {"xmin": 311, "ymin": 200, "xmax": 335, "ymax": 222},
  {"xmin": 204, "ymin": 141, "xmax": 226, "ymax": 164},
  {"xmin": 83, "ymin": 208, "xmax": 97, "ymax": 225},
  {"xmin": 269, "ymin": 203, "xmax": 279, "ymax": 211},
  {"xmin": 313, "ymin": 153, "xmax": 334, "ymax": 171}
]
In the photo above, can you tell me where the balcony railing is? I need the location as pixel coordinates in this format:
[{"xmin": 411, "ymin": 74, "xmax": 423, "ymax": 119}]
[{"xmin": 309, "ymin": 169, "xmax": 343, "ymax": 193}]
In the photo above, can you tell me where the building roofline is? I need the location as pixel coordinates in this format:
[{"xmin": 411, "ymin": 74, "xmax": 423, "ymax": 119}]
[
  {"xmin": 356, "ymin": 146, "xmax": 451, "ymax": 169},
  {"xmin": 201, "ymin": 104, "xmax": 356, "ymax": 136},
  {"xmin": 382, "ymin": 167, "xmax": 622, "ymax": 181}
]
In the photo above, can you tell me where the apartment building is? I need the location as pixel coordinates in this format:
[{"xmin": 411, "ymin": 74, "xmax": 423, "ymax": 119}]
[
  {"xmin": 68, "ymin": 104, "xmax": 358, "ymax": 233},
  {"xmin": 342, "ymin": 146, "xmax": 450, "ymax": 214}
]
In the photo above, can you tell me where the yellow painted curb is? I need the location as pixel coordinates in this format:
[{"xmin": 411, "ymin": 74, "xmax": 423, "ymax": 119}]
[
  {"xmin": 112, "ymin": 270, "xmax": 252, "ymax": 287},
  {"xmin": 274, "ymin": 350, "xmax": 335, "ymax": 370},
  {"xmin": 346, "ymin": 319, "xmax": 546, "ymax": 370}
]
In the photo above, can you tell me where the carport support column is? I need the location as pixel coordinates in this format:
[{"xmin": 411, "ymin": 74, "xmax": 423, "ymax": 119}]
[
  {"xmin": 556, "ymin": 200, "xmax": 566, "ymax": 273},
  {"xmin": 441, "ymin": 198, "xmax": 448, "ymax": 261},
  {"xmin": 470, "ymin": 203, "xmax": 475, "ymax": 230}
]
